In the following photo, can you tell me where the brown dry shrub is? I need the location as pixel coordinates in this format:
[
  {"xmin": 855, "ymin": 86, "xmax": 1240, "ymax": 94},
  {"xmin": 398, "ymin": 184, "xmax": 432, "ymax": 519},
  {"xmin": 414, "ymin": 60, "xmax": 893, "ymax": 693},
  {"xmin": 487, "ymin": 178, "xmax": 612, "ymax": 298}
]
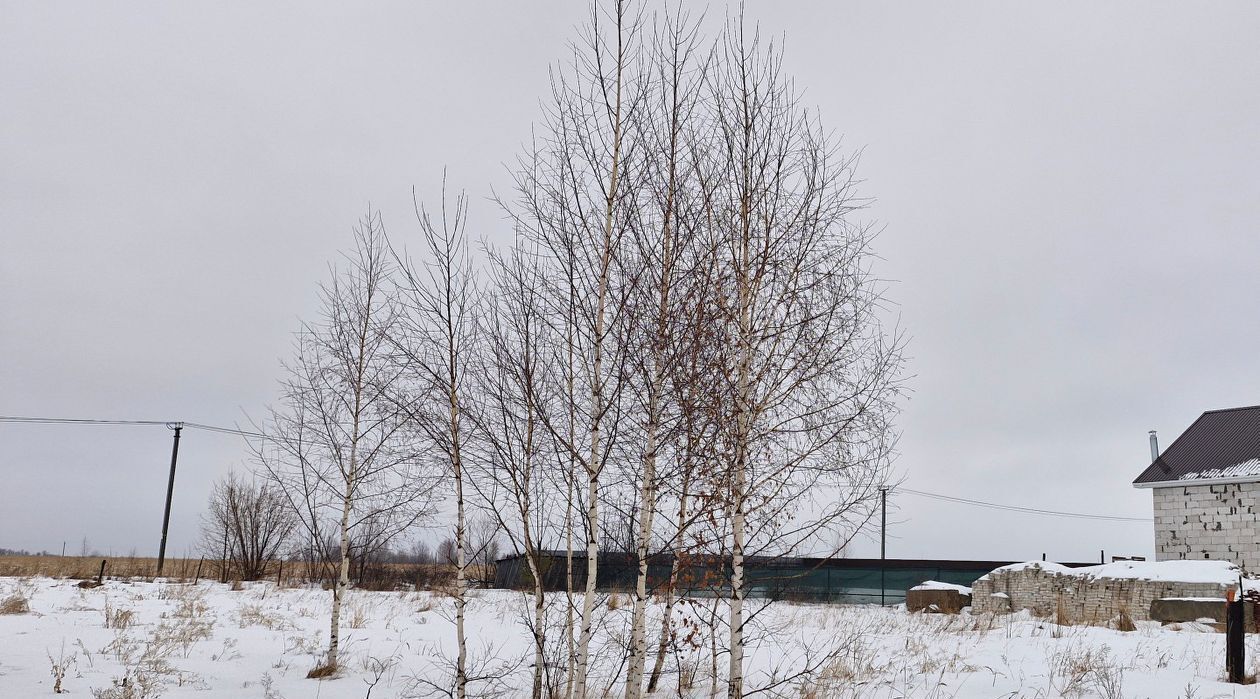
[
  {"xmin": 1114, "ymin": 604, "xmax": 1136, "ymax": 632},
  {"xmin": 104, "ymin": 603, "xmax": 135, "ymax": 629},
  {"xmin": 237, "ymin": 602, "xmax": 289, "ymax": 630},
  {"xmin": 429, "ymin": 579, "xmax": 462, "ymax": 599},
  {"xmin": 0, "ymin": 593, "xmax": 29, "ymax": 615},
  {"xmin": 348, "ymin": 604, "xmax": 369, "ymax": 629},
  {"xmin": 1054, "ymin": 595, "xmax": 1073, "ymax": 627},
  {"xmin": 307, "ymin": 663, "xmax": 337, "ymax": 679}
]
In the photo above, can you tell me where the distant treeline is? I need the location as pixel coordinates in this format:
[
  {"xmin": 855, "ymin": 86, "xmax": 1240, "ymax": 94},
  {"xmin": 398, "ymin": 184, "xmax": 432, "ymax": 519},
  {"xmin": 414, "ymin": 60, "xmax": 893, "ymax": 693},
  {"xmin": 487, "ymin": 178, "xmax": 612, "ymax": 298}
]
[{"xmin": 0, "ymin": 547, "xmax": 55, "ymax": 557}]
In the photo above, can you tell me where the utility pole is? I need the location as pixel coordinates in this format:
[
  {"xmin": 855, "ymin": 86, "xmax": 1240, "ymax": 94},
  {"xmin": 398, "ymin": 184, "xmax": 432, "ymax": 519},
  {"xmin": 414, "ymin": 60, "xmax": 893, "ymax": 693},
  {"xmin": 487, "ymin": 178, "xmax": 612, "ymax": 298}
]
[
  {"xmin": 880, "ymin": 487, "xmax": 887, "ymax": 606},
  {"xmin": 156, "ymin": 422, "xmax": 183, "ymax": 577}
]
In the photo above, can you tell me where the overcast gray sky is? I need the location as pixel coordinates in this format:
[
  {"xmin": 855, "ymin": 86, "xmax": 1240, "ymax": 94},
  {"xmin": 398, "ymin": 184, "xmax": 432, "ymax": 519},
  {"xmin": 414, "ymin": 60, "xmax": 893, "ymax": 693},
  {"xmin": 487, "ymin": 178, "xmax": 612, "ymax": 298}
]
[{"xmin": 3, "ymin": 2, "xmax": 1258, "ymax": 563}]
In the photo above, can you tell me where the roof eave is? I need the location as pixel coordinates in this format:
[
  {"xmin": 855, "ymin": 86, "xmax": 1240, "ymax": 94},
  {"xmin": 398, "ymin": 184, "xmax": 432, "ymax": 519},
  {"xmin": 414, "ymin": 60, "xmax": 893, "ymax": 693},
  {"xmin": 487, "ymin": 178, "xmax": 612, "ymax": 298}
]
[{"xmin": 1134, "ymin": 474, "xmax": 1260, "ymax": 489}]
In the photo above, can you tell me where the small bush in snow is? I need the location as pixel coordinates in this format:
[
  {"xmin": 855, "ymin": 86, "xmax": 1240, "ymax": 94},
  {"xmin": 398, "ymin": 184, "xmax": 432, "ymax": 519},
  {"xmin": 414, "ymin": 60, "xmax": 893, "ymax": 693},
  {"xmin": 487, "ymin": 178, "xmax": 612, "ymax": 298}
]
[
  {"xmin": 0, "ymin": 591, "xmax": 30, "ymax": 614},
  {"xmin": 90, "ymin": 670, "xmax": 164, "ymax": 699},
  {"xmin": 104, "ymin": 600, "xmax": 136, "ymax": 629},
  {"xmin": 237, "ymin": 602, "xmax": 289, "ymax": 630},
  {"xmin": 306, "ymin": 662, "xmax": 337, "ymax": 679},
  {"xmin": 348, "ymin": 603, "xmax": 369, "ymax": 629},
  {"xmin": 48, "ymin": 642, "xmax": 77, "ymax": 694}
]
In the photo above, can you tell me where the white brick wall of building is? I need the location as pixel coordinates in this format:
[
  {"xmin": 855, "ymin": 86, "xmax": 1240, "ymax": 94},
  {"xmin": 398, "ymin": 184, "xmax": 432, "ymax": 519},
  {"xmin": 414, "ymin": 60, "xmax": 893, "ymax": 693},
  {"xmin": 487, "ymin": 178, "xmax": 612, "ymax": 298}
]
[
  {"xmin": 971, "ymin": 565, "xmax": 1228, "ymax": 622},
  {"xmin": 1153, "ymin": 481, "xmax": 1260, "ymax": 570}
]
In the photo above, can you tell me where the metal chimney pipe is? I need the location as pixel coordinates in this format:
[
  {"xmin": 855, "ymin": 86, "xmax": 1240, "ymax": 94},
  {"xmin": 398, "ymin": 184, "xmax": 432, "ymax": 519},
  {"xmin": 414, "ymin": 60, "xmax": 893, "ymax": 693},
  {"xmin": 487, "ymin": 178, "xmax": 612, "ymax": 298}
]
[{"xmin": 1149, "ymin": 430, "xmax": 1159, "ymax": 462}]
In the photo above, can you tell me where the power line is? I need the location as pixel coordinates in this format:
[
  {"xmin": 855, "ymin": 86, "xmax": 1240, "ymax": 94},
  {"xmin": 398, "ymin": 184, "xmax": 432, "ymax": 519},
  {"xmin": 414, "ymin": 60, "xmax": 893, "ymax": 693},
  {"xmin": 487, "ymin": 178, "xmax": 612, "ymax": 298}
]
[
  {"xmin": 0, "ymin": 416, "xmax": 169, "ymax": 427},
  {"xmin": 898, "ymin": 487, "xmax": 1151, "ymax": 522},
  {"xmin": 183, "ymin": 422, "xmax": 267, "ymax": 439},
  {"xmin": 0, "ymin": 415, "xmax": 267, "ymax": 439},
  {"xmin": 0, "ymin": 414, "xmax": 1153, "ymax": 522}
]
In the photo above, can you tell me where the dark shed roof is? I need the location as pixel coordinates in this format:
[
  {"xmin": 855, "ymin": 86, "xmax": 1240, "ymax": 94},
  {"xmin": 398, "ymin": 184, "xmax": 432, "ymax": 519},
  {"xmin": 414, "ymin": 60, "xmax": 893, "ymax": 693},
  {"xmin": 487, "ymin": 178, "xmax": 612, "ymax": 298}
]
[{"xmin": 1133, "ymin": 405, "xmax": 1260, "ymax": 485}]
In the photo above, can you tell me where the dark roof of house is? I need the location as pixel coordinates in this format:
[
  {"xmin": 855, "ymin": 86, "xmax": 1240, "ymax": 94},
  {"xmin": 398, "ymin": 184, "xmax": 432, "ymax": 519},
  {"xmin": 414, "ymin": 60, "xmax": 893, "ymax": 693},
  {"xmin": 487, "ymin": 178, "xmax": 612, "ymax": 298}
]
[{"xmin": 1133, "ymin": 405, "xmax": 1260, "ymax": 485}]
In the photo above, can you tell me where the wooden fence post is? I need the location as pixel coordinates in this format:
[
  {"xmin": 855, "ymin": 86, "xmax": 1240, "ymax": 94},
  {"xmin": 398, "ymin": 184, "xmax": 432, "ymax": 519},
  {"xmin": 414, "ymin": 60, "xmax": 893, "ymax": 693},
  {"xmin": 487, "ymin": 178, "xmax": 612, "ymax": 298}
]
[{"xmin": 1227, "ymin": 589, "xmax": 1246, "ymax": 683}]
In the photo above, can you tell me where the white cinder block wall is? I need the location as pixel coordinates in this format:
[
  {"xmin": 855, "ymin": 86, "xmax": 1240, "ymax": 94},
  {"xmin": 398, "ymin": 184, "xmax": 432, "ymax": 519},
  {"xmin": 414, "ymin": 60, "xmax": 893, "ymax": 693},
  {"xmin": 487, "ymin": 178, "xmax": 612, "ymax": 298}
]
[
  {"xmin": 972, "ymin": 566, "xmax": 1228, "ymax": 621},
  {"xmin": 1154, "ymin": 481, "xmax": 1260, "ymax": 570}
]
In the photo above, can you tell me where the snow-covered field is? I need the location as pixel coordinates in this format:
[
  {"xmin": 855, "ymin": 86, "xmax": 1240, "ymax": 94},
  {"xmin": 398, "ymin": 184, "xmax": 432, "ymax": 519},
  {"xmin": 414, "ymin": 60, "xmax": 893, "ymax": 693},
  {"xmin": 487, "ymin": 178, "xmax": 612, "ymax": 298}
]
[{"xmin": 0, "ymin": 576, "xmax": 1256, "ymax": 698}]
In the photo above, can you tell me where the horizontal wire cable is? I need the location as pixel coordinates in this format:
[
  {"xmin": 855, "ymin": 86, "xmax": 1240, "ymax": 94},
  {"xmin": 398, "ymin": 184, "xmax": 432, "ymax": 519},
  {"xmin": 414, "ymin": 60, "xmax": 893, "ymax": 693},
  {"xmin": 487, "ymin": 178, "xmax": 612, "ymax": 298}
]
[
  {"xmin": 0, "ymin": 416, "xmax": 169, "ymax": 426},
  {"xmin": 182, "ymin": 422, "xmax": 268, "ymax": 439},
  {"xmin": 0, "ymin": 415, "xmax": 268, "ymax": 439},
  {"xmin": 0, "ymin": 415, "xmax": 1152, "ymax": 521},
  {"xmin": 898, "ymin": 487, "xmax": 1151, "ymax": 522}
]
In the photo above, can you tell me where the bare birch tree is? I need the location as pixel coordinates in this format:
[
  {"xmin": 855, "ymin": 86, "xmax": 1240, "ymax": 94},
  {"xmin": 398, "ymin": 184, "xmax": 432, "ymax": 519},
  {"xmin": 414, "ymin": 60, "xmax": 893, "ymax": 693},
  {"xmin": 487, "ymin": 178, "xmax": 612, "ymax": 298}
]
[
  {"xmin": 701, "ymin": 18, "xmax": 904, "ymax": 698},
  {"xmin": 390, "ymin": 184, "xmax": 480, "ymax": 699},
  {"xmin": 645, "ymin": 240, "xmax": 727, "ymax": 694},
  {"xmin": 465, "ymin": 236, "xmax": 560, "ymax": 699},
  {"xmin": 257, "ymin": 210, "xmax": 437, "ymax": 674},
  {"xmin": 504, "ymin": 4, "xmax": 648, "ymax": 697},
  {"xmin": 620, "ymin": 9, "xmax": 709, "ymax": 697}
]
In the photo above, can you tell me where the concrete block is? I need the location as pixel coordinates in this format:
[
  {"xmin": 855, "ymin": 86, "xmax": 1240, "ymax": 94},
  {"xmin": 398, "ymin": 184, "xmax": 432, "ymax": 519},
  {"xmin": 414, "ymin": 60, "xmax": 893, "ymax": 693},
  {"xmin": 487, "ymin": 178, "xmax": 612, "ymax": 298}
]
[
  {"xmin": 1150, "ymin": 598, "xmax": 1259, "ymax": 631},
  {"xmin": 906, "ymin": 588, "xmax": 971, "ymax": 614}
]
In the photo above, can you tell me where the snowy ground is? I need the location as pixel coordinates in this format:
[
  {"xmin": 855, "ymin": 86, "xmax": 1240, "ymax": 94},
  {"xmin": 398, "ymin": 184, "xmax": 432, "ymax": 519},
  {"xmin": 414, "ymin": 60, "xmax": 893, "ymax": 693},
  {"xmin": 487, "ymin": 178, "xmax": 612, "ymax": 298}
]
[{"xmin": 1, "ymin": 576, "xmax": 1259, "ymax": 698}]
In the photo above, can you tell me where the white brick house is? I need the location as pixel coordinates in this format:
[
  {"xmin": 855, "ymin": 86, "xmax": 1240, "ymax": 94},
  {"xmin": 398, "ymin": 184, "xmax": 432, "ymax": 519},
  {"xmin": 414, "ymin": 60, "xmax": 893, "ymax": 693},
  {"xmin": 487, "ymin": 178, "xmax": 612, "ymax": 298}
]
[{"xmin": 1134, "ymin": 405, "xmax": 1260, "ymax": 571}]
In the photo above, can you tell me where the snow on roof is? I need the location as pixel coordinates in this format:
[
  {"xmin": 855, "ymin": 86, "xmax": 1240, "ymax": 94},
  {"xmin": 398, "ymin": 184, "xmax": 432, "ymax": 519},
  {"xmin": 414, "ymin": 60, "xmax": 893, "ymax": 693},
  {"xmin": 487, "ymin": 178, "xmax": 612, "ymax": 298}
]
[
  {"xmin": 978, "ymin": 559, "xmax": 1245, "ymax": 585},
  {"xmin": 910, "ymin": 581, "xmax": 972, "ymax": 594},
  {"xmin": 978, "ymin": 561, "xmax": 1073, "ymax": 579},
  {"xmin": 1178, "ymin": 458, "xmax": 1260, "ymax": 481},
  {"xmin": 1133, "ymin": 405, "xmax": 1260, "ymax": 485}
]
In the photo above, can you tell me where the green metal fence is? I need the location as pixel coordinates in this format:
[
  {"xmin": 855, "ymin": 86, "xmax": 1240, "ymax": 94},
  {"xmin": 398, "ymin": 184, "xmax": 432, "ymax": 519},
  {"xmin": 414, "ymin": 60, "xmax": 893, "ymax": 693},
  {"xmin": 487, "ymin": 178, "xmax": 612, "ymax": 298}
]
[{"xmin": 494, "ymin": 552, "xmax": 1035, "ymax": 605}]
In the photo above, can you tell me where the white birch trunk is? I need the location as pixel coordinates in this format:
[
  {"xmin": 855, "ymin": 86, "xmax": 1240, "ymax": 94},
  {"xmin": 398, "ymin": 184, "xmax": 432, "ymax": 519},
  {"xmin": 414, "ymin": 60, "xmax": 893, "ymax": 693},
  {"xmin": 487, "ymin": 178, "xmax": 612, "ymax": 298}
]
[
  {"xmin": 625, "ymin": 387, "xmax": 660, "ymax": 699},
  {"xmin": 564, "ymin": 460, "xmax": 577, "ymax": 699},
  {"xmin": 727, "ymin": 163, "xmax": 754, "ymax": 699},
  {"xmin": 647, "ymin": 483, "xmax": 686, "ymax": 693},
  {"xmin": 523, "ymin": 546, "xmax": 547, "ymax": 699},
  {"xmin": 447, "ymin": 290, "xmax": 469, "ymax": 699},
  {"xmin": 726, "ymin": 470, "xmax": 746, "ymax": 699},
  {"xmin": 327, "ymin": 480, "xmax": 353, "ymax": 669},
  {"xmin": 572, "ymin": 468, "xmax": 601, "ymax": 699},
  {"xmin": 573, "ymin": 9, "xmax": 625, "ymax": 693},
  {"xmin": 453, "ymin": 446, "xmax": 468, "ymax": 699},
  {"xmin": 328, "ymin": 335, "xmax": 367, "ymax": 672}
]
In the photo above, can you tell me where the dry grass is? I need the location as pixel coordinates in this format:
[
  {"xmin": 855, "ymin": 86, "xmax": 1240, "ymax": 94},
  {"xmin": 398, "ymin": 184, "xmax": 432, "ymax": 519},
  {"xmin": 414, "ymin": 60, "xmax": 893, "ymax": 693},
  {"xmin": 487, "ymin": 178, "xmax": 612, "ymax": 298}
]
[
  {"xmin": 1, "ymin": 592, "xmax": 30, "ymax": 614},
  {"xmin": 237, "ymin": 602, "xmax": 291, "ymax": 630},
  {"xmin": 306, "ymin": 662, "xmax": 337, "ymax": 679},
  {"xmin": 91, "ymin": 670, "xmax": 164, "ymax": 699},
  {"xmin": 104, "ymin": 600, "xmax": 136, "ymax": 629},
  {"xmin": 348, "ymin": 603, "xmax": 369, "ymax": 629},
  {"xmin": 47, "ymin": 642, "xmax": 76, "ymax": 694},
  {"xmin": 1046, "ymin": 644, "xmax": 1126, "ymax": 697},
  {"xmin": 1053, "ymin": 594, "xmax": 1074, "ymax": 629},
  {"xmin": 92, "ymin": 588, "xmax": 215, "ymax": 698},
  {"xmin": 0, "ymin": 555, "xmax": 203, "ymax": 580},
  {"xmin": 1114, "ymin": 604, "xmax": 1136, "ymax": 633},
  {"xmin": 0, "ymin": 556, "xmax": 479, "ymax": 593}
]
